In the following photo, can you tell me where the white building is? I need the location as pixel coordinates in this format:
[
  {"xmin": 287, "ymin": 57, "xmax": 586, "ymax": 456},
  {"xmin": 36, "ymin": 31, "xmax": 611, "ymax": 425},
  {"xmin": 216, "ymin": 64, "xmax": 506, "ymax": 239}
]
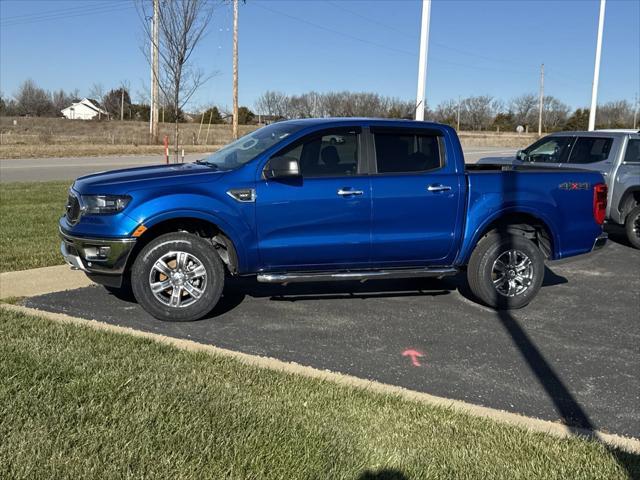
[{"xmin": 61, "ymin": 98, "xmax": 108, "ymax": 120}]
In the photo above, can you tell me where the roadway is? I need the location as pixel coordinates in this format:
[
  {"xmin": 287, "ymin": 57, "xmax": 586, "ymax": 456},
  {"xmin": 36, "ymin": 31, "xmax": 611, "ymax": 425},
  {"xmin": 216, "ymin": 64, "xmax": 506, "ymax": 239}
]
[{"xmin": 0, "ymin": 147, "xmax": 516, "ymax": 183}]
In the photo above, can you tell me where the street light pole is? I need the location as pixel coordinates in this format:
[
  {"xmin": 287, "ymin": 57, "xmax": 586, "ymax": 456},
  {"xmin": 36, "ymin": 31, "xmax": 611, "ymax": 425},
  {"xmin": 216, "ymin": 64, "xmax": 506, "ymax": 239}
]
[
  {"xmin": 415, "ymin": 0, "xmax": 431, "ymax": 121},
  {"xmin": 588, "ymin": 0, "xmax": 606, "ymax": 131}
]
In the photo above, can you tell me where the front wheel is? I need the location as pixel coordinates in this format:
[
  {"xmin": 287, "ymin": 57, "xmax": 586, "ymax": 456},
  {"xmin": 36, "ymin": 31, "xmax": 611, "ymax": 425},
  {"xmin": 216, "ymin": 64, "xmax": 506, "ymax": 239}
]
[
  {"xmin": 624, "ymin": 205, "xmax": 640, "ymax": 249},
  {"xmin": 467, "ymin": 232, "xmax": 545, "ymax": 309},
  {"xmin": 131, "ymin": 232, "xmax": 224, "ymax": 321}
]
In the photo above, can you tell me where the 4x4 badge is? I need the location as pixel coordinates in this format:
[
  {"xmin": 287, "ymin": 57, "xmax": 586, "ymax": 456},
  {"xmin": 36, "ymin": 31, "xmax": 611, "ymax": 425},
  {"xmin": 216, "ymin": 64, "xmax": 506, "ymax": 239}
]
[{"xmin": 559, "ymin": 182, "xmax": 590, "ymax": 190}]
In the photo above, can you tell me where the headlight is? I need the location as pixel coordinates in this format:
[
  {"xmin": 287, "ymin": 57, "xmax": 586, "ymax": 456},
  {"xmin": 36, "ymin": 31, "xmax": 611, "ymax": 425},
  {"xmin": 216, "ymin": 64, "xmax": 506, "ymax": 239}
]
[{"xmin": 80, "ymin": 195, "xmax": 131, "ymax": 215}]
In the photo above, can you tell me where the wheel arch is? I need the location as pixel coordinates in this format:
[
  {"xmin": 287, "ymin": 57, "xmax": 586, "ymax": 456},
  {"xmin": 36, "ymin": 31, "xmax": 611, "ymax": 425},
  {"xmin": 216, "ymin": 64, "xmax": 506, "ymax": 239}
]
[
  {"xmin": 125, "ymin": 211, "xmax": 243, "ymax": 277},
  {"xmin": 618, "ymin": 187, "xmax": 640, "ymax": 220},
  {"xmin": 461, "ymin": 209, "xmax": 557, "ymax": 263}
]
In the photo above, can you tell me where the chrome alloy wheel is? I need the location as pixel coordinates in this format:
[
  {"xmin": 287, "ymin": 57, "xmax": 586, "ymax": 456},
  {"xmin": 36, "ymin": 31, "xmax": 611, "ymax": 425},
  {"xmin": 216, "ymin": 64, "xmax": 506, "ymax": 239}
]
[
  {"xmin": 633, "ymin": 213, "xmax": 640, "ymax": 240},
  {"xmin": 491, "ymin": 250, "xmax": 534, "ymax": 297},
  {"xmin": 149, "ymin": 251, "xmax": 207, "ymax": 308}
]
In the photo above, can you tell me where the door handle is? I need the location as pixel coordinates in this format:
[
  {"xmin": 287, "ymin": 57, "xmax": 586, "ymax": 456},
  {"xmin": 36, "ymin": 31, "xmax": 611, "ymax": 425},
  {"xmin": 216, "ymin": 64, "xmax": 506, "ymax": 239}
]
[
  {"xmin": 427, "ymin": 184, "xmax": 452, "ymax": 192},
  {"xmin": 337, "ymin": 188, "xmax": 364, "ymax": 196}
]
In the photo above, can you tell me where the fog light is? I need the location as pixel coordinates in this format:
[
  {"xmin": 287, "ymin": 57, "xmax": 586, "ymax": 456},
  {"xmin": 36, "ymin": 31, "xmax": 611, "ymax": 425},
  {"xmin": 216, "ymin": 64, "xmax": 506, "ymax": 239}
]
[{"xmin": 84, "ymin": 245, "xmax": 111, "ymax": 259}]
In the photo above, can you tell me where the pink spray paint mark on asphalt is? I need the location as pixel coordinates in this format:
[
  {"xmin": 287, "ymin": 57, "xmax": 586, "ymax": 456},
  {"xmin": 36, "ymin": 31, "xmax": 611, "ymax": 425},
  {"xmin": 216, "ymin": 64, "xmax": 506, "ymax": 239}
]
[{"xmin": 402, "ymin": 349, "xmax": 425, "ymax": 367}]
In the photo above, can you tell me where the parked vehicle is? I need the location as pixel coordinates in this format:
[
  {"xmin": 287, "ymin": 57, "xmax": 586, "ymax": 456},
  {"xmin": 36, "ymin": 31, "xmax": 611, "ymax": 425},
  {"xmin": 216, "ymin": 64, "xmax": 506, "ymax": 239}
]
[
  {"xmin": 478, "ymin": 130, "xmax": 640, "ymax": 248},
  {"xmin": 60, "ymin": 119, "xmax": 607, "ymax": 321}
]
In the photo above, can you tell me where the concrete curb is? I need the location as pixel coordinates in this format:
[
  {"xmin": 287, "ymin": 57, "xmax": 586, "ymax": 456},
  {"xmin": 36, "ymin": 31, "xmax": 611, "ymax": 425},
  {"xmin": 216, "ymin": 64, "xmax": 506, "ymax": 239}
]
[
  {"xmin": 0, "ymin": 265, "xmax": 92, "ymax": 299},
  {"xmin": 2, "ymin": 302, "xmax": 639, "ymax": 455}
]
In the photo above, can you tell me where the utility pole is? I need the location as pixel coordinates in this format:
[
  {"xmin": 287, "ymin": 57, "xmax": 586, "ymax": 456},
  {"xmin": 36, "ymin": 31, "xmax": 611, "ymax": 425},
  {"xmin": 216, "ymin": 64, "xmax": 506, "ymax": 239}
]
[
  {"xmin": 589, "ymin": 0, "xmax": 606, "ymax": 131},
  {"xmin": 120, "ymin": 88, "xmax": 124, "ymax": 122},
  {"xmin": 415, "ymin": 0, "xmax": 431, "ymax": 121},
  {"xmin": 634, "ymin": 93, "xmax": 638, "ymax": 130},
  {"xmin": 456, "ymin": 96, "xmax": 461, "ymax": 131},
  {"xmin": 232, "ymin": 0, "xmax": 239, "ymax": 139},
  {"xmin": 149, "ymin": 0, "xmax": 160, "ymax": 143},
  {"xmin": 538, "ymin": 63, "xmax": 544, "ymax": 136}
]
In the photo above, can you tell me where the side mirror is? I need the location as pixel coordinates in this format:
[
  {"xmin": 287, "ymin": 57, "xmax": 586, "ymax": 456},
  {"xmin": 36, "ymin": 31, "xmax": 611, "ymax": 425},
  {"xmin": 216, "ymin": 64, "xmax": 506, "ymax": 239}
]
[
  {"xmin": 264, "ymin": 156, "xmax": 301, "ymax": 179},
  {"xmin": 516, "ymin": 150, "xmax": 527, "ymax": 162}
]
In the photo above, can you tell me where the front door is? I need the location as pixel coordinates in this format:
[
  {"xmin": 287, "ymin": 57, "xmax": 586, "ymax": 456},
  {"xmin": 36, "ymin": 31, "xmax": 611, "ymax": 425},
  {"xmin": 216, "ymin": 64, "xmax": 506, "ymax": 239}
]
[
  {"xmin": 368, "ymin": 127, "xmax": 462, "ymax": 265},
  {"xmin": 255, "ymin": 127, "xmax": 371, "ymax": 270}
]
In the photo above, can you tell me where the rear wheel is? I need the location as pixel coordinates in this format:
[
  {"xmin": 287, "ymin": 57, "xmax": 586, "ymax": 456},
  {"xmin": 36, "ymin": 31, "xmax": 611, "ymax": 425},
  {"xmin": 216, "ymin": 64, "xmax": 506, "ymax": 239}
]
[
  {"xmin": 624, "ymin": 205, "xmax": 640, "ymax": 249},
  {"xmin": 467, "ymin": 232, "xmax": 544, "ymax": 309},
  {"xmin": 131, "ymin": 232, "xmax": 224, "ymax": 321}
]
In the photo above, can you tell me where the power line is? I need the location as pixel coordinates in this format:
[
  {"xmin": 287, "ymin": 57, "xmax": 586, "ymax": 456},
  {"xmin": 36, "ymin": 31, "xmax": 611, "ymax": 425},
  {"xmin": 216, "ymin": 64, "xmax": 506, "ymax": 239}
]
[
  {"xmin": 253, "ymin": 2, "xmax": 416, "ymax": 57},
  {"xmin": 1, "ymin": 3, "xmax": 134, "ymax": 28},
  {"xmin": 0, "ymin": 1, "xmax": 116, "ymax": 21}
]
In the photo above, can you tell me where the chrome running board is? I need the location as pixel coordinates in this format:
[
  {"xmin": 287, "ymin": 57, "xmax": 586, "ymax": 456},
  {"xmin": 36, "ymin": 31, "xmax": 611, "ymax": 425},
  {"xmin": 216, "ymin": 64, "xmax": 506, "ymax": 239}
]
[{"xmin": 257, "ymin": 267, "xmax": 458, "ymax": 284}]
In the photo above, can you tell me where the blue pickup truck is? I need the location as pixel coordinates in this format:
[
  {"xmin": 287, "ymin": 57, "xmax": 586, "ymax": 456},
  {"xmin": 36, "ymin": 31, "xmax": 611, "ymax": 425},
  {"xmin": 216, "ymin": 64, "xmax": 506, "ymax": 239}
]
[{"xmin": 60, "ymin": 119, "xmax": 608, "ymax": 321}]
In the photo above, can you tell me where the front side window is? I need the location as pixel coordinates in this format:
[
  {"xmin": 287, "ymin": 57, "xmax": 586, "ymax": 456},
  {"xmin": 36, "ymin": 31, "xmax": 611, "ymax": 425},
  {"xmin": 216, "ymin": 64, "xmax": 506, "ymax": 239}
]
[
  {"xmin": 623, "ymin": 139, "xmax": 640, "ymax": 164},
  {"xmin": 269, "ymin": 130, "xmax": 359, "ymax": 177},
  {"xmin": 568, "ymin": 137, "xmax": 613, "ymax": 164},
  {"xmin": 374, "ymin": 132, "xmax": 441, "ymax": 173},
  {"xmin": 523, "ymin": 136, "xmax": 573, "ymax": 163},
  {"xmin": 200, "ymin": 122, "xmax": 305, "ymax": 170}
]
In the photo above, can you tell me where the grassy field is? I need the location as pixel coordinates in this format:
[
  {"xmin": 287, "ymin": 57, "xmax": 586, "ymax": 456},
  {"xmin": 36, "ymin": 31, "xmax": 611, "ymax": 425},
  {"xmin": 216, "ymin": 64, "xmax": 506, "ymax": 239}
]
[
  {"xmin": 0, "ymin": 116, "xmax": 256, "ymax": 159},
  {"xmin": 0, "ymin": 180, "xmax": 68, "ymax": 272},
  {"xmin": 0, "ymin": 116, "xmax": 536, "ymax": 158},
  {"xmin": 1, "ymin": 309, "xmax": 637, "ymax": 479}
]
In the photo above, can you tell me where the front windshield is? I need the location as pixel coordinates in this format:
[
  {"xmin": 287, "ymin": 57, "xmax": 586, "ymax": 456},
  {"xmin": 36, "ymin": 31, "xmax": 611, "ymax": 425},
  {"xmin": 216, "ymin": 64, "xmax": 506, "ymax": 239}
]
[{"xmin": 199, "ymin": 123, "xmax": 305, "ymax": 169}]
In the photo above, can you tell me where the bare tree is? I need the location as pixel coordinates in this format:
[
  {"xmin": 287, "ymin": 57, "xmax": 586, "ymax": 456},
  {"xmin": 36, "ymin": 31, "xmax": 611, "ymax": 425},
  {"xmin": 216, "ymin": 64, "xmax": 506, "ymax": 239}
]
[
  {"xmin": 254, "ymin": 90, "xmax": 290, "ymax": 118},
  {"xmin": 540, "ymin": 96, "xmax": 570, "ymax": 131},
  {"xmin": 52, "ymin": 89, "xmax": 73, "ymax": 115},
  {"xmin": 596, "ymin": 100, "xmax": 634, "ymax": 128},
  {"xmin": 14, "ymin": 79, "xmax": 53, "ymax": 116},
  {"xmin": 461, "ymin": 95, "xmax": 501, "ymax": 130},
  {"xmin": 510, "ymin": 93, "xmax": 538, "ymax": 128},
  {"xmin": 138, "ymin": 0, "xmax": 215, "ymax": 161},
  {"xmin": 434, "ymin": 99, "xmax": 458, "ymax": 126}
]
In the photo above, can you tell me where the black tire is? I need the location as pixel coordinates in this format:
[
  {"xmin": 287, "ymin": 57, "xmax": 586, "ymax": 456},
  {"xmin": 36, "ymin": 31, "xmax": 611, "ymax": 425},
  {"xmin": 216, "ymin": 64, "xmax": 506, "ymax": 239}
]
[
  {"xmin": 467, "ymin": 232, "xmax": 545, "ymax": 310},
  {"xmin": 131, "ymin": 232, "xmax": 224, "ymax": 321},
  {"xmin": 624, "ymin": 205, "xmax": 640, "ymax": 249}
]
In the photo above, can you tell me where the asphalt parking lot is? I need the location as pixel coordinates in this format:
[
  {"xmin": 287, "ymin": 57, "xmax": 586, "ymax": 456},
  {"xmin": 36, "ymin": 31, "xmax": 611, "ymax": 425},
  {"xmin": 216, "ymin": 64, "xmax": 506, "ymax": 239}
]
[{"xmin": 25, "ymin": 227, "xmax": 639, "ymax": 438}]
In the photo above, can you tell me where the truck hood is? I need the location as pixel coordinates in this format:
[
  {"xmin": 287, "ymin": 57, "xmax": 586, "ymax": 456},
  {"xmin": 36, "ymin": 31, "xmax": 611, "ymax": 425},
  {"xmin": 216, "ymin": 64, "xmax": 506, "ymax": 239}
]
[{"xmin": 73, "ymin": 162, "xmax": 226, "ymax": 194}]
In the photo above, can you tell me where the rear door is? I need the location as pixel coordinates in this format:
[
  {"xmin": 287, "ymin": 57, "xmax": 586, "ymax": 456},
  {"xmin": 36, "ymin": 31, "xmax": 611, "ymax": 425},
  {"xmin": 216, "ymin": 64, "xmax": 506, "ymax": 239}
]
[
  {"xmin": 564, "ymin": 135, "xmax": 615, "ymax": 178},
  {"xmin": 255, "ymin": 127, "xmax": 371, "ymax": 270},
  {"xmin": 368, "ymin": 127, "xmax": 463, "ymax": 265}
]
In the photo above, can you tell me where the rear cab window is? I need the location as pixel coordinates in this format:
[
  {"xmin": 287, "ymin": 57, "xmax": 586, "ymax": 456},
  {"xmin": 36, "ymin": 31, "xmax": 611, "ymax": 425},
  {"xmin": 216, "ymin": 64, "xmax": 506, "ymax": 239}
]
[
  {"xmin": 568, "ymin": 137, "xmax": 614, "ymax": 164},
  {"xmin": 372, "ymin": 129, "xmax": 443, "ymax": 174}
]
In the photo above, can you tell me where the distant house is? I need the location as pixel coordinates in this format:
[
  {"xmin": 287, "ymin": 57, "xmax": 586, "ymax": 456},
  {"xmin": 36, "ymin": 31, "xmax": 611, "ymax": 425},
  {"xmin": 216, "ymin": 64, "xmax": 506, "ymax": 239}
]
[{"xmin": 61, "ymin": 98, "xmax": 108, "ymax": 120}]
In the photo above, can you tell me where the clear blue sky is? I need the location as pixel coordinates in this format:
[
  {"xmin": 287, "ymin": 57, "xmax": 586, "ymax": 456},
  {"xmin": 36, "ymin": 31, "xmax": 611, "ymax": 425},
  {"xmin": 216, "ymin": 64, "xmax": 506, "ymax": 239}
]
[{"xmin": 1, "ymin": 0, "xmax": 639, "ymax": 112}]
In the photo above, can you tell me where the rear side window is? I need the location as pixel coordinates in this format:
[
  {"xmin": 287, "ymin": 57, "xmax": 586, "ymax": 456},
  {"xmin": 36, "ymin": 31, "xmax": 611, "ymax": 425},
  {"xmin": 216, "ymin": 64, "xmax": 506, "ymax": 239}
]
[
  {"xmin": 568, "ymin": 137, "xmax": 613, "ymax": 164},
  {"xmin": 374, "ymin": 132, "xmax": 442, "ymax": 173},
  {"xmin": 624, "ymin": 139, "xmax": 640, "ymax": 164}
]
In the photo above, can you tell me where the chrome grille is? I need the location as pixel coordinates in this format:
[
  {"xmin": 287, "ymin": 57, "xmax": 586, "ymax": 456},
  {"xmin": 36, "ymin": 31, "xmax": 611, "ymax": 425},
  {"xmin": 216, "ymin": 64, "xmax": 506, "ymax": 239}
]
[{"xmin": 66, "ymin": 192, "xmax": 81, "ymax": 225}]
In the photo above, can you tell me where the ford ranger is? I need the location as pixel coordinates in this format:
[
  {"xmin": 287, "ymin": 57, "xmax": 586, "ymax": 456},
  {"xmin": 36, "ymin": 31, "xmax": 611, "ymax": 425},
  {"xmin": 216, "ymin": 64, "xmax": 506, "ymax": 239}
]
[{"xmin": 60, "ymin": 119, "xmax": 608, "ymax": 321}]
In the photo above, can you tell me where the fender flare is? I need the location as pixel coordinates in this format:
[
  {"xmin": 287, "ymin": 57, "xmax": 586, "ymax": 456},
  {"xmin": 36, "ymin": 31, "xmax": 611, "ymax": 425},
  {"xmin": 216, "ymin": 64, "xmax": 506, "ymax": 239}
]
[
  {"xmin": 138, "ymin": 209, "xmax": 248, "ymax": 272},
  {"xmin": 458, "ymin": 207, "xmax": 560, "ymax": 263}
]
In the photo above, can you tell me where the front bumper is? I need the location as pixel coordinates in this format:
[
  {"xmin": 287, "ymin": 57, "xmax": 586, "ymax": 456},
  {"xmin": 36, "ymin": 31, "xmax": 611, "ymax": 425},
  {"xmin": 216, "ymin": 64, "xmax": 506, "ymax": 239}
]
[{"xmin": 59, "ymin": 227, "xmax": 136, "ymax": 278}]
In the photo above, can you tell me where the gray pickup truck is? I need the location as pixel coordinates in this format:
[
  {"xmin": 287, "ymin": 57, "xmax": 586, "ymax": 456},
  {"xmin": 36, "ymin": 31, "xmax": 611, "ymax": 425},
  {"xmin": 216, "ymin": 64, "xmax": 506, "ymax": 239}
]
[{"xmin": 478, "ymin": 130, "xmax": 640, "ymax": 248}]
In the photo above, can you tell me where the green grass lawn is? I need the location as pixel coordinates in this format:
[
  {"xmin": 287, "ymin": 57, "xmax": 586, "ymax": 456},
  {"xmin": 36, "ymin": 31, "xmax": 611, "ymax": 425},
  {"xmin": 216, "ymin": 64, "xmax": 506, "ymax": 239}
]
[
  {"xmin": 1, "ymin": 309, "xmax": 637, "ymax": 480},
  {"xmin": 0, "ymin": 180, "xmax": 69, "ymax": 272}
]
